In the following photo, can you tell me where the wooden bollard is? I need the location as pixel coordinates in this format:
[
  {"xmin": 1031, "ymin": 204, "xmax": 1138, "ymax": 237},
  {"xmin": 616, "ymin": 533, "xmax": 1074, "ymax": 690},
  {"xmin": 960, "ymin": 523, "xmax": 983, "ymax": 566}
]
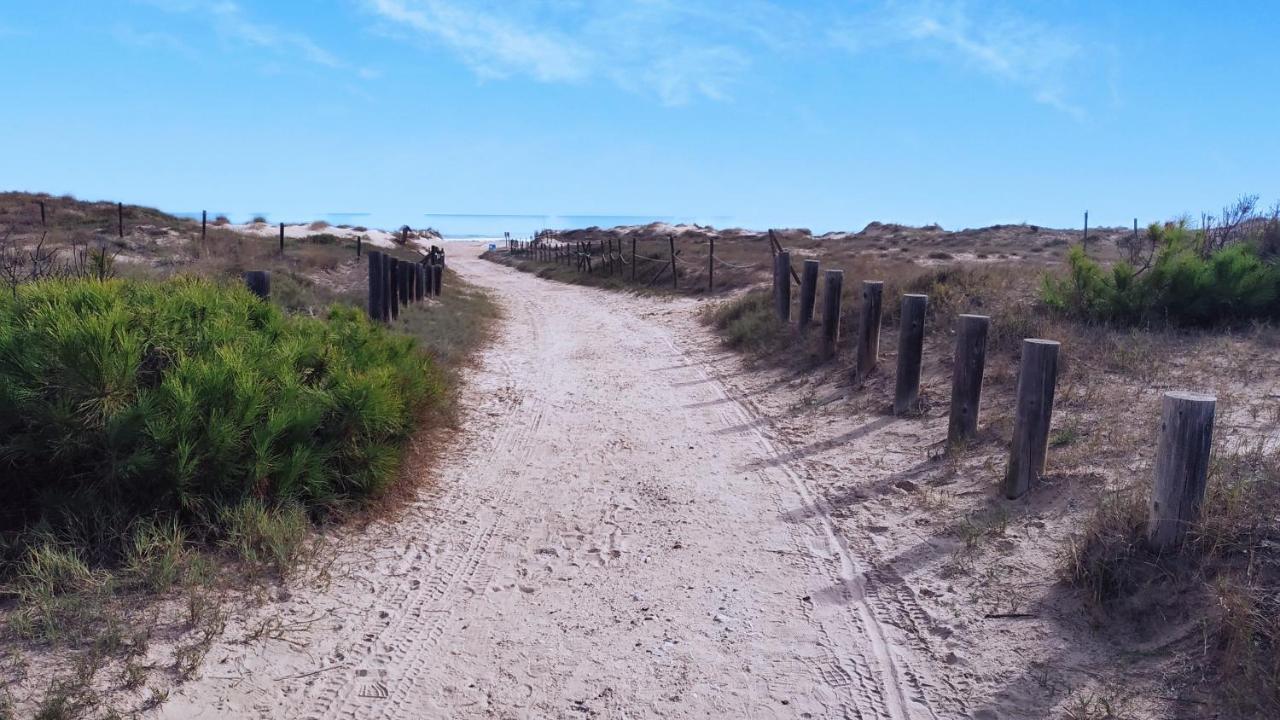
[
  {"xmin": 855, "ymin": 281, "xmax": 883, "ymax": 382},
  {"xmin": 432, "ymin": 264, "xmax": 442, "ymax": 296},
  {"xmin": 381, "ymin": 254, "xmax": 392, "ymax": 320},
  {"xmin": 356, "ymin": 234, "xmax": 362, "ymax": 258},
  {"xmin": 416, "ymin": 264, "xmax": 426, "ymax": 301},
  {"xmin": 118, "ymin": 202, "xmax": 124, "ymax": 238},
  {"xmin": 400, "ymin": 261, "xmax": 411, "ymax": 307},
  {"xmin": 947, "ymin": 314, "xmax": 990, "ymax": 444},
  {"xmin": 893, "ymin": 294, "xmax": 928, "ymax": 415},
  {"xmin": 821, "ymin": 270, "xmax": 843, "ymax": 358},
  {"xmin": 425, "ymin": 262, "xmax": 435, "ymax": 296},
  {"xmin": 367, "ymin": 252, "xmax": 384, "ymax": 321},
  {"xmin": 39, "ymin": 200, "xmax": 46, "ymax": 227},
  {"xmin": 1004, "ymin": 339, "xmax": 1060, "ymax": 498},
  {"xmin": 1148, "ymin": 392, "xmax": 1216, "ymax": 548},
  {"xmin": 388, "ymin": 258, "xmax": 400, "ymax": 320},
  {"xmin": 201, "ymin": 210, "xmax": 206, "ymax": 246},
  {"xmin": 774, "ymin": 251, "xmax": 791, "ymax": 321},
  {"xmin": 669, "ymin": 235, "xmax": 677, "ymax": 289},
  {"xmin": 279, "ymin": 222, "xmax": 285, "ymax": 255},
  {"xmin": 798, "ymin": 259, "xmax": 819, "ymax": 329},
  {"xmin": 243, "ymin": 270, "xmax": 270, "ymax": 300}
]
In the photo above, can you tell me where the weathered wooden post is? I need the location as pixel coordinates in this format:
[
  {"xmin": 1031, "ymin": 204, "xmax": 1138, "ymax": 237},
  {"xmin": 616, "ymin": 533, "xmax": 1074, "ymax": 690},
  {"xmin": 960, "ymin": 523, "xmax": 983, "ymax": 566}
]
[
  {"xmin": 386, "ymin": 258, "xmax": 398, "ymax": 319},
  {"xmin": 821, "ymin": 270, "xmax": 843, "ymax": 358},
  {"xmin": 402, "ymin": 259, "xmax": 413, "ymax": 307},
  {"xmin": 201, "ymin": 210, "xmax": 206, "ymax": 246},
  {"xmin": 947, "ymin": 314, "xmax": 990, "ymax": 444},
  {"xmin": 774, "ymin": 251, "xmax": 791, "ymax": 321},
  {"xmin": 279, "ymin": 222, "xmax": 285, "ymax": 255},
  {"xmin": 708, "ymin": 237, "xmax": 715, "ymax": 292},
  {"xmin": 243, "ymin": 270, "xmax": 270, "ymax": 300},
  {"xmin": 424, "ymin": 261, "xmax": 434, "ymax": 296},
  {"xmin": 1004, "ymin": 339, "xmax": 1060, "ymax": 499},
  {"xmin": 432, "ymin": 264, "xmax": 443, "ymax": 296},
  {"xmin": 356, "ymin": 234, "xmax": 362, "ymax": 258},
  {"xmin": 631, "ymin": 237, "xmax": 637, "ymax": 282},
  {"xmin": 1148, "ymin": 392, "xmax": 1216, "ymax": 549},
  {"xmin": 798, "ymin": 259, "xmax": 819, "ymax": 329},
  {"xmin": 894, "ymin": 294, "xmax": 928, "ymax": 415},
  {"xmin": 381, "ymin": 254, "xmax": 392, "ymax": 320},
  {"xmin": 417, "ymin": 264, "xmax": 426, "ymax": 301},
  {"xmin": 39, "ymin": 200, "xmax": 46, "ymax": 227},
  {"xmin": 669, "ymin": 235, "xmax": 678, "ymax": 289},
  {"xmin": 402, "ymin": 226, "xmax": 410, "ymax": 246},
  {"xmin": 117, "ymin": 202, "xmax": 124, "ymax": 238},
  {"xmin": 368, "ymin": 251, "xmax": 384, "ymax": 321},
  {"xmin": 855, "ymin": 281, "xmax": 884, "ymax": 382}
]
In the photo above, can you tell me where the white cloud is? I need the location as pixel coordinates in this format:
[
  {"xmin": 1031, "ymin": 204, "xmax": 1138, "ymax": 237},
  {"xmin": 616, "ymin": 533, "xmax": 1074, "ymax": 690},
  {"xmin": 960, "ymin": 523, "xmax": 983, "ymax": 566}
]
[
  {"xmin": 830, "ymin": 1, "xmax": 1094, "ymax": 118},
  {"xmin": 131, "ymin": 0, "xmax": 348, "ymax": 72},
  {"xmin": 364, "ymin": 0, "xmax": 754, "ymax": 105}
]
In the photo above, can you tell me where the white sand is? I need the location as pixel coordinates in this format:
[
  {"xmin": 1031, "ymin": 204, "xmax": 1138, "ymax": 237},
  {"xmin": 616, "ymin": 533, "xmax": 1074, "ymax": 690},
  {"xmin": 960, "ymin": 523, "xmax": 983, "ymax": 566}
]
[
  {"xmin": 152, "ymin": 244, "xmax": 964, "ymax": 719},
  {"xmin": 222, "ymin": 222, "xmax": 434, "ymax": 250}
]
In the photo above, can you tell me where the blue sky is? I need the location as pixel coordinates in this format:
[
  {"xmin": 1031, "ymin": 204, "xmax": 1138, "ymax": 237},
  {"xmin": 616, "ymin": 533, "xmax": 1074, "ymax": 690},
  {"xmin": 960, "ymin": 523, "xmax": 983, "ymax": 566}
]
[{"xmin": 3, "ymin": 1, "xmax": 1278, "ymax": 234}]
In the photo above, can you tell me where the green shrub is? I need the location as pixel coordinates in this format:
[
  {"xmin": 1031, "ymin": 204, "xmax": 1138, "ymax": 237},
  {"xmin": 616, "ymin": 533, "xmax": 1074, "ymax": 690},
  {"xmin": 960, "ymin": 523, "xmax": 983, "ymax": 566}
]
[
  {"xmin": 1043, "ymin": 223, "xmax": 1280, "ymax": 326},
  {"xmin": 706, "ymin": 290, "xmax": 789, "ymax": 354},
  {"xmin": 0, "ymin": 277, "xmax": 442, "ymax": 545}
]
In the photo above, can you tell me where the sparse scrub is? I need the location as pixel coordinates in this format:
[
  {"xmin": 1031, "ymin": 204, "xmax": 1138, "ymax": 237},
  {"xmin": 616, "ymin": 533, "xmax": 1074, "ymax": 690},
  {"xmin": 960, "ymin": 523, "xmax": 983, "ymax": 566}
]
[{"xmin": 704, "ymin": 289, "xmax": 791, "ymax": 355}]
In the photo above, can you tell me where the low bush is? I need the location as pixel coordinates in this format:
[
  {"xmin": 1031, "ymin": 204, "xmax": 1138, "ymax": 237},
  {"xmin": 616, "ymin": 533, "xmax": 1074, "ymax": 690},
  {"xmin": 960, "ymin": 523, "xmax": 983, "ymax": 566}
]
[
  {"xmin": 0, "ymin": 277, "xmax": 444, "ymax": 558},
  {"xmin": 705, "ymin": 290, "xmax": 790, "ymax": 354},
  {"xmin": 1043, "ymin": 223, "xmax": 1280, "ymax": 325}
]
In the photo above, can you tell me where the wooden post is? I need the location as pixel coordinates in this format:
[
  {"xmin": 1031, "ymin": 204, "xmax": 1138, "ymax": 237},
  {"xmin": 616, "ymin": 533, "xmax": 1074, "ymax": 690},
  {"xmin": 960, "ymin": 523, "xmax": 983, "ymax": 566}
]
[
  {"xmin": 947, "ymin": 314, "xmax": 990, "ymax": 444},
  {"xmin": 1148, "ymin": 392, "xmax": 1216, "ymax": 549},
  {"xmin": 1083, "ymin": 210, "xmax": 1089, "ymax": 247},
  {"xmin": 39, "ymin": 200, "xmax": 46, "ymax": 227},
  {"xmin": 356, "ymin": 234, "xmax": 362, "ymax": 258},
  {"xmin": 401, "ymin": 260, "xmax": 412, "ymax": 307},
  {"xmin": 402, "ymin": 226, "xmax": 409, "ymax": 246},
  {"xmin": 201, "ymin": 210, "xmax": 207, "ymax": 247},
  {"xmin": 279, "ymin": 222, "xmax": 285, "ymax": 255},
  {"xmin": 798, "ymin": 259, "xmax": 819, "ymax": 329},
  {"xmin": 855, "ymin": 281, "xmax": 884, "ymax": 382},
  {"xmin": 381, "ymin": 254, "xmax": 392, "ymax": 321},
  {"xmin": 386, "ymin": 254, "xmax": 396, "ymax": 316},
  {"xmin": 432, "ymin": 264, "xmax": 443, "ymax": 296},
  {"xmin": 367, "ymin": 252, "xmax": 383, "ymax": 320},
  {"xmin": 118, "ymin": 202, "xmax": 124, "ymax": 238},
  {"xmin": 631, "ymin": 238, "xmax": 637, "ymax": 282},
  {"xmin": 893, "ymin": 294, "xmax": 928, "ymax": 415},
  {"xmin": 669, "ymin": 235, "xmax": 678, "ymax": 289},
  {"xmin": 1004, "ymin": 339, "xmax": 1060, "ymax": 499},
  {"xmin": 774, "ymin": 251, "xmax": 791, "ymax": 321},
  {"xmin": 708, "ymin": 237, "xmax": 715, "ymax": 292},
  {"xmin": 243, "ymin": 270, "xmax": 270, "ymax": 300},
  {"xmin": 821, "ymin": 270, "xmax": 843, "ymax": 358}
]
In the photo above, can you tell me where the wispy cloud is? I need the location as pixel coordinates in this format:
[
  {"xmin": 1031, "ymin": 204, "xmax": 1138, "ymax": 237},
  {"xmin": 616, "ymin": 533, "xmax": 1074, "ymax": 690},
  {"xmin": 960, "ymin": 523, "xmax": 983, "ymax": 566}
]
[
  {"xmin": 830, "ymin": 1, "xmax": 1095, "ymax": 118},
  {"xmin": 131, "ymin": 0, "xmax": 349, "ymax": 72},
  {"xmin": 364, "ymin": 0, "xmax": 756, "ymax": 105}
]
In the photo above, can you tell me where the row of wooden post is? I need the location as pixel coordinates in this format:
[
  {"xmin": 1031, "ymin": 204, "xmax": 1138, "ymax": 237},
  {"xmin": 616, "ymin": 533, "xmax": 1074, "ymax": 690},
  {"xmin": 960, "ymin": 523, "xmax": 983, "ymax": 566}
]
[
  {"xmin": 509, "ymin": 235, "xmax": 684, "ymax": 289},
  {"xmin": 773, "ymin": 251, "xmax": 1216, "ymax": 550},
  {"xmin": 365, "ymin": 250, "xmax": 442, "ymax": 323}
]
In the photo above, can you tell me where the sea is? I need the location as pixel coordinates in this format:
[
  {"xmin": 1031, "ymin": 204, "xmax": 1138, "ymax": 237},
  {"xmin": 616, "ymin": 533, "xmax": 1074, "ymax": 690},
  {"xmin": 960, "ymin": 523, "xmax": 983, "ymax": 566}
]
[{"xmin": 169, "ymin": 211, "xmax": 735, "ymax": 241}]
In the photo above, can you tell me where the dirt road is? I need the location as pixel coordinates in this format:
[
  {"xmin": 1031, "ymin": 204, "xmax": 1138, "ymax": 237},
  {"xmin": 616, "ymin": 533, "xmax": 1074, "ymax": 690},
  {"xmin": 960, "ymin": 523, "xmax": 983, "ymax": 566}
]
[{"xmin": 157, "ymin": 244, "xmax": 964, "ymax": 719}]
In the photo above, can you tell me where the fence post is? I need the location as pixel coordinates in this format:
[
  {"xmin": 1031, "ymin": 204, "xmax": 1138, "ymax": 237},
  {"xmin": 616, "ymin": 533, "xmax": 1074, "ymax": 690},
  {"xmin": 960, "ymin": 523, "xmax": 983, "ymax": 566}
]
[
  {"xmin": 386, "ymin": 254, "xmax": 396, "ymax": 316},
  {"xmin": 894, "ymin": 294, "xmax": 928, "ymax": 415},
  {"xmin": 243, "ymin": 270, "xmax": 270, "ymax": 300},
  {"xmin": 798, "ymin": 259, "xmax": 819, "ymax": 329},
  {"xmin": 821, "ymin": 270, "xmax": 843, "ymax": 358},
  {"xmin": 118, "ymin": 202, "xmax": 124, "ymax": 238},
  {"xmin": 432, "ymin": 264, "xmax": 443, "ymax": 296},
  {"xmin": 631, "ymin": 238, "xmax": 637, "ymax": 282},
  {"xmin": 39, "ymin": 200, "xmax": 46, "ymax": 227},
  {"xmin": 367, "ymin": 251, "xmax": 383, "ymax": 320},
  {"xmin": 401, "ymin": 260, "xmax": 412, "ymax": 307},
  {"xmin": 855, "ymin": 281, "xmax": 884, "ymax": 382},
  {"xmin": 356, "ymin": 234, "xmax": 362, "ymax": 258},
  {"xmin": 279, "ymin": 222, "xmax": 285, "ymax": 255},
  {"xmin": 201, "ymin": 210, "xmax": 206, "ymax": 247},
  {"xmin": 1148, "ymin": 392, "xmax": 1216, "ymax": 549},
  {"xmin": 774, "ymin": 251, "xmax": 791, "ymax": 321},
  {"xmin": 1004, "ymin": 339, "xmax": 1060, "ymax": 499},
  {"xmin": 947, "ymin": 314, "xmax": 990, "ymax": 444},
  {"xmin": 669, "ymin": 235, "xmax": 677, "ymax": 289},
  {"xmin": 381, "ymin": 254, "xmax": 392, "ymax": 320}
]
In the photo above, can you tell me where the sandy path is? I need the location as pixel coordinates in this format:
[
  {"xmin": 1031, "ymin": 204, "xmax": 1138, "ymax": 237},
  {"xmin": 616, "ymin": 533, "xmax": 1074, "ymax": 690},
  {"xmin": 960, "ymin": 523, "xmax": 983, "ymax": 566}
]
[{"xmin": 155, "ymin": 244, "xmax": 963, "ymax": 719}]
